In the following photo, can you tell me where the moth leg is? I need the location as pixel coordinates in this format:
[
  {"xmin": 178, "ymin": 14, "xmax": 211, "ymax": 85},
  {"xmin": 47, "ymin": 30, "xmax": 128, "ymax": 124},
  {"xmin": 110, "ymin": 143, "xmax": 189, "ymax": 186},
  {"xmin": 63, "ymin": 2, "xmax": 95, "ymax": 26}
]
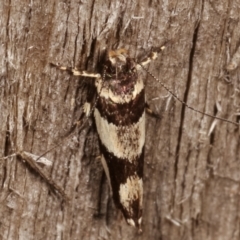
[
  {"xmin": 83, "ymin": 102, "xmax": 91, "ymax": 117},
  {"xmin": 138, "ymin": 52, "xmax": 158, "ymax": 67},
  {"xmin": 145, "ymin": 103, "xmax": 160, "ymax": 119},
  {"xmin": 50, "ymin": 63, "xmax": 101, "ymax": 78},
  {"xmin": 95, "ymin": 155, "xmax": 101, "ymax": 161},
  {"xmin": 16, "ymin": 151, "xmax": 68, "ymax": 201}
]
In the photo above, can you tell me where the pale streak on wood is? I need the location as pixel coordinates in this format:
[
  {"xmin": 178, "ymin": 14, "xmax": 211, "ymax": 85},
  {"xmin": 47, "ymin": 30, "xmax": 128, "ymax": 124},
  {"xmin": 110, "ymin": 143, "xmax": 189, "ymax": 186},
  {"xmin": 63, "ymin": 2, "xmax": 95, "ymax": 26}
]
[
  {"xmin": 100, "ymin": 155, "xmax": 112, "ymax": 192},
  {"xmin": 17, "ymin": 151, "xmax": 68, "ymax": 201}
]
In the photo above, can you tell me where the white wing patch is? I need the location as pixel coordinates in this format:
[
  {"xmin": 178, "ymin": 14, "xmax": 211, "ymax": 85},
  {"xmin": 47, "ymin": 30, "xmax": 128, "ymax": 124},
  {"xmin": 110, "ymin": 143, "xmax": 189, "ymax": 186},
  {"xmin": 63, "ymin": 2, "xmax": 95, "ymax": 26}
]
[
  {"xmin": 94, "ymin": 109, "xmax": 145, "ymax": 162},
  {"xmin": 95, "ymin": 78, "xmax": 144, "ymax": 104},
  {"xmin": 119, "ymin": 176, "xmax": 143, "ymax": 215}
]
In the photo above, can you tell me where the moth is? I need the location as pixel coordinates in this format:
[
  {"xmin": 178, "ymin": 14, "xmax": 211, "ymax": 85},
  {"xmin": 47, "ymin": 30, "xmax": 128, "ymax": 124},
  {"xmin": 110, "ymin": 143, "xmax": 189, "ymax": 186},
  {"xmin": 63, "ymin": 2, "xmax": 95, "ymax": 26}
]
[{"xmin": 52, "ymin": 48, "xmax": 159, "ymax": 231}]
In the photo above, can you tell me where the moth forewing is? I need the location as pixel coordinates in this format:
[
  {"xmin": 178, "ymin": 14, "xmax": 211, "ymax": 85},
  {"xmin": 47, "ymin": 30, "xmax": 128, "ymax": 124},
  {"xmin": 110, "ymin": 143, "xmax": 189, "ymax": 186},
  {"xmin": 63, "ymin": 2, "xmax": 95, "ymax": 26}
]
[{"xmin": 93, "ymin": 49, "xmax": 147, "ymax": 229}]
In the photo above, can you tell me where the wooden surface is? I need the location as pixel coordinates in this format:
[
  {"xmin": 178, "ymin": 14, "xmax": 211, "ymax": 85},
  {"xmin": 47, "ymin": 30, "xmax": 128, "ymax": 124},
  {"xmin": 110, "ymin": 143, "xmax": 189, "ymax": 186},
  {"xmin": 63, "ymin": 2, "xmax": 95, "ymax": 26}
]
[{"xmin": 1, "ymin": 0, "xmax": 240, "ymax": 239}]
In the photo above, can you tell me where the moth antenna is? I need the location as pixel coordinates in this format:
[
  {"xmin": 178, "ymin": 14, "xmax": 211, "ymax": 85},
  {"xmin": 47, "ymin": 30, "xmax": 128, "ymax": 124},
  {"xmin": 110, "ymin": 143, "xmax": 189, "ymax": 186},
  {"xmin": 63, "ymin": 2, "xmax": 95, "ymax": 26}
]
[
  {"xmin": 139, "ymin": 64, "xmax": 239, "ymax": 126},
  {"xmin": 36, "ymin": 66, "xmax": 107, "ymax": 161}
]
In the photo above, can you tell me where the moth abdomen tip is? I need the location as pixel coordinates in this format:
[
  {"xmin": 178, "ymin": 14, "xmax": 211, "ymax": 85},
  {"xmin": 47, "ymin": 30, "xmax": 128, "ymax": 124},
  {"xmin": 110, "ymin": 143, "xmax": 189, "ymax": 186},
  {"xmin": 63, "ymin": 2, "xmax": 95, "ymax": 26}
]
[{"xmin": 127, "ymin": 217, "xmax": 143, "ymax": 233}]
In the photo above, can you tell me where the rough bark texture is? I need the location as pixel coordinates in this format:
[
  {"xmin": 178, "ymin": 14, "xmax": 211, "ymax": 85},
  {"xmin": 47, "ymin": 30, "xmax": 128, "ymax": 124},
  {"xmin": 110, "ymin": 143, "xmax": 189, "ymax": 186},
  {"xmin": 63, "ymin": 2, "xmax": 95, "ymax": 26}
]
[{"xmin": 1, "ymin": 0, "xmax": 240, "ymax": 239}]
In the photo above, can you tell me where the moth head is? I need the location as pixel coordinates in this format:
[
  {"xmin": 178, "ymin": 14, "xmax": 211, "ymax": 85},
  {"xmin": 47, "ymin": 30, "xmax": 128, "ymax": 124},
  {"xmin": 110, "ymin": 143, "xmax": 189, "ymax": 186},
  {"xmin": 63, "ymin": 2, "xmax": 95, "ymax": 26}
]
[
  {"xmin": 108, "ymin": 48, "xmax": 129, "ymax": 70},
  {"xmin": 104, "ymin": 48, "xmax": 137, "ymax": 95}
]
